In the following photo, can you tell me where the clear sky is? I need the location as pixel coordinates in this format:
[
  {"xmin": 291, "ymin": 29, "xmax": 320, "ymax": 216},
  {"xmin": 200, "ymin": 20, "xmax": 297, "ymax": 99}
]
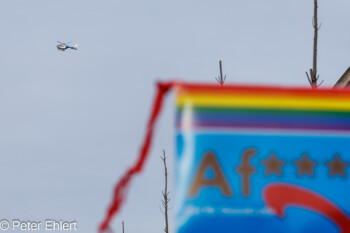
[{"xmin": 1, "ymin": 0, "xmax": 349, "ymax": 233}]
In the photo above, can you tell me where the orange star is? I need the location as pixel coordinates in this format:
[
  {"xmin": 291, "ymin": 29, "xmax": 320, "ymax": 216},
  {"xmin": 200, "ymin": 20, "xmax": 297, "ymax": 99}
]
[
  {"xmin": 326, "ymin": 155, "xmax": 348, "ymax": 178},
  {"xmin": 261, "ymin": 153, "xmax": 285, "ymax": 176},
  {"xmin": 294, "ymin": 154, "xmax": 317, "ymax": 177}
]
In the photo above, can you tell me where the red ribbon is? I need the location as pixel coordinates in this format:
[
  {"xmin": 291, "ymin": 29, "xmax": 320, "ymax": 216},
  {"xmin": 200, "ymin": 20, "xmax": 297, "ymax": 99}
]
[
  {"xmin": 264, "ymin": 183, "xmax": 350, "ymax": 233},
  {"xmin": 99, "ymin": 82, "xmax": 174, "ymax": 233}
]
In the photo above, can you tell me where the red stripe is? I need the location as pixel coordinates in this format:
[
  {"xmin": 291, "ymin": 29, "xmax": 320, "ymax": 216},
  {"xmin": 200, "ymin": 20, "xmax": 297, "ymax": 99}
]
[
  {"xmin": 264, "ymin": 183, "xmax": 350, "ymax": 233},
  {"xmin": 99, "ymin": 82, "xmax": 174, "ymax": 233},
  {"xmin": 176, "ymin": 83, "xmax": 350, "ymax": 99}
]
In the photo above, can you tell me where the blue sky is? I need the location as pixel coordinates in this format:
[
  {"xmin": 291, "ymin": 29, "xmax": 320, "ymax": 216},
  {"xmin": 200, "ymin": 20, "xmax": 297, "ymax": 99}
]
[{"xmin": 0, "ymin": 0, "xmax": 349, "ymax": 232}]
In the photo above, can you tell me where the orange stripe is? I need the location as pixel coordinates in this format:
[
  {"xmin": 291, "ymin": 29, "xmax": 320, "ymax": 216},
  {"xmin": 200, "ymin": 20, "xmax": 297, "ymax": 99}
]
[{"xmin": 175, "ymin": 83, "xmax": 350, "ymax": 99}]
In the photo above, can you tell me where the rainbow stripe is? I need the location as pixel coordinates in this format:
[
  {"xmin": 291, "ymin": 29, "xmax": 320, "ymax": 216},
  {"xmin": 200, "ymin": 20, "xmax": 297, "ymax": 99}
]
[{"xmin": 175, "ymin": 84, "xmax": 350, "ymax": 133}]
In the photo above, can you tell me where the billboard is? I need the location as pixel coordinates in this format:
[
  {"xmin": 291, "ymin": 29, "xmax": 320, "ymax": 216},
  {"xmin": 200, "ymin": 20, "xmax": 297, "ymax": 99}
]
[
  {"xmin": 175, "ymin": 84, "xmax": 350, "ymax": 233},
  {"xmin": 100, "ymin": 82, "xmax": 350, "ymax": 233}
]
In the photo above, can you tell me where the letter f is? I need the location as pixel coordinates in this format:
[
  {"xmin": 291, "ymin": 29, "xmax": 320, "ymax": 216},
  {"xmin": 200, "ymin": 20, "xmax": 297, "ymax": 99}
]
[{"xmin": 236, "ymin": 149, "xmax": 256, "ymax": 197}]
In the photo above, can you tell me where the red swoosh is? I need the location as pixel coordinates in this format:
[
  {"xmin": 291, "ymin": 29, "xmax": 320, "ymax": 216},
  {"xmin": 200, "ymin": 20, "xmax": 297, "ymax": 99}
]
[
  {"xmin": 99, "ymin": 82, "xmax": 175, "ymax": 233},
  {"xmin": 263, "ymin": 183, "xmax": 350, "ymax": 233}
]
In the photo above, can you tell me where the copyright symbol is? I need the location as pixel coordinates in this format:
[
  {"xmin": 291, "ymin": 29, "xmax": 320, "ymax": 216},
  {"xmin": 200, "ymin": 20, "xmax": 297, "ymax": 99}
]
[{"xmin": 0, "ymin": 220, "xmax": 9, "ymax": 230}]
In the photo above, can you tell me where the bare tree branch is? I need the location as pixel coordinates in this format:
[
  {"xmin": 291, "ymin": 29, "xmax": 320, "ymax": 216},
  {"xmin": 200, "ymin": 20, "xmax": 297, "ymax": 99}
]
[
  {"xmin": 317, "ymin": 79, "xmax": 324, "ymax": 87},
  {"xmin": 215, "ymin": 60, "xmax": 226, "ymax": 85},
  {"xmin": 306, "ymin": 0, "xmax": 321, "ymax": 88},
  {"xmin": 161, "ymin": 150, "xmax": 170, "ymax": 233},
  {"xmin": 306, "ymin": 71, "xmax": 312, "ymax": 85}
]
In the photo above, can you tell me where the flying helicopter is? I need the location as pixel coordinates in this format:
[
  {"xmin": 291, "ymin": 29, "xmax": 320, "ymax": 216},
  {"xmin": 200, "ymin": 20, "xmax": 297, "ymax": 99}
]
[{"xmin": 57, "ymin": 41, "xmax": 78, "ymax": 51}]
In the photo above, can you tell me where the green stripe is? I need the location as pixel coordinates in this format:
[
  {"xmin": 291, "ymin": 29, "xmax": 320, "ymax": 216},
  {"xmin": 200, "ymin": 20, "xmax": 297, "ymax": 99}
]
[{"xmin": 176, "ymin": 106, "xmax": 350, "ymax": 118}]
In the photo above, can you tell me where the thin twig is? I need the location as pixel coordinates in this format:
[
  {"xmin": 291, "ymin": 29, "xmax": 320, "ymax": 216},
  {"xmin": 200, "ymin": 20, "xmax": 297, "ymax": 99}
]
[
  {"xmin": 161, "ymin": 150, "xmax": 169, "ymax": 233},
  {"xmin": 306, "ymin": 0, "xmax": 321, "ymax": 88},
  {"xmin": 215, "ymin": 60, "xmax": 226, "ymax": 85}
]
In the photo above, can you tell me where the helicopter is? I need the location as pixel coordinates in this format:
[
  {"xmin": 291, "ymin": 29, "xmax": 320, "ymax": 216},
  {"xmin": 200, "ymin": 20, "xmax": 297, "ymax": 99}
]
[{"xmin": 57, "ymin": 41, "xmax": 78, "ymax": 51}]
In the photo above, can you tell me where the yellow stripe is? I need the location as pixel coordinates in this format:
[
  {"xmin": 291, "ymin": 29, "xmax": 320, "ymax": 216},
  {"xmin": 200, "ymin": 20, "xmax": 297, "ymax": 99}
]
[{"xmin": 176, "ymin": 94, "xmax": 350, "ymax": 111}]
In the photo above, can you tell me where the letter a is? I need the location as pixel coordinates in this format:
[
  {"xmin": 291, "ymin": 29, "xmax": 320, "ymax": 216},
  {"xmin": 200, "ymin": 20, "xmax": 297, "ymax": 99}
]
[{"xmin": 188, "ymin": 152, "xmax": 233, "ymax": 197}]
